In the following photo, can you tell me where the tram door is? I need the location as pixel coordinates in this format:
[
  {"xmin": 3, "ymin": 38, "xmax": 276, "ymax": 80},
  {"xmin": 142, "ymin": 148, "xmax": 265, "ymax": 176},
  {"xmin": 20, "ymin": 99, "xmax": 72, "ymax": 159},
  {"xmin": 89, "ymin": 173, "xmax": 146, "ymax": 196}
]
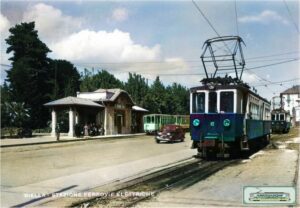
[{"xmin": 116, "ymin": 114, "xmax": 123, "ymax": 134}]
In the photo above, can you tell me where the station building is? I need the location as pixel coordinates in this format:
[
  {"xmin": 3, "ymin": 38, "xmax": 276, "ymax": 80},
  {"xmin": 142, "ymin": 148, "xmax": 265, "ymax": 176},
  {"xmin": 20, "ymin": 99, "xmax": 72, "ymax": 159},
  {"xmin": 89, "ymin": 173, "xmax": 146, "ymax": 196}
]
[{"xmin": 44, "ymin": 89, "xmax": 148, "ymax": 137}]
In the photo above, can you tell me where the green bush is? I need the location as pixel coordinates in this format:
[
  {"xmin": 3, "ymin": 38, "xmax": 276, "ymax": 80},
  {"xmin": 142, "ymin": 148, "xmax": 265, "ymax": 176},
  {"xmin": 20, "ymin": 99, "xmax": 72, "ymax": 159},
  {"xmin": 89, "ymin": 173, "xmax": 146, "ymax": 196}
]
[
  {"xmin": 32, "ymin": 128, "xmax": 51, "ymax": 133},
  {"xmin": 1, "ymin": 127, "xmax": 21, "ymax": 137}
]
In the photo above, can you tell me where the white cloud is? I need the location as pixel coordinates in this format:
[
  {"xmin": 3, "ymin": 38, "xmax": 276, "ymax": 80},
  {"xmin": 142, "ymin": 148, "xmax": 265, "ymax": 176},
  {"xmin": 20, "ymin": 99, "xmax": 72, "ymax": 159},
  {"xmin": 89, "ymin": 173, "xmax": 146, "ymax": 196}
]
[
  {"xmin": 242, "ymin": 72, "xmax": 258, "ymax": 84},
  {"xmin": 238, "ymin": 10, "xmax": 289, "ymax": 25},
  {"xmin": 0, "ymin": 13, "xmax": 10, "ymax": 34},
  {"xmin": 50, "ymin": 29, "xmax": 161, "ymax": 63},
  {"xmin": 22, "ymin": 3, "xmax": 83, "ymax": 42},
  {"xmin": 111, "ymin": 8, "xmax": 129, "ymax": 22}
]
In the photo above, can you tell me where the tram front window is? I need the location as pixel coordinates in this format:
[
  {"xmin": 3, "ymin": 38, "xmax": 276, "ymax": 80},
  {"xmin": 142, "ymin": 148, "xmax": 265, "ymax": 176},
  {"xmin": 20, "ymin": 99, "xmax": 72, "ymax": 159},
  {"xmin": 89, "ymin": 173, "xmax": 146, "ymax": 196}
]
[
  {"xmin": 271, "ymin": 114, "xmax": 276, "ymax": 121},
  {"xmin": 280, "ymin": 114, "xmax": 285, "ymax": 121},
  {"xmin": 192, "ymin": 92, "xmax": 205, "ymax": 113},
  {"xmin": 220, "ymin": 91, "xmax": 234, "ymax": 113},
  {"xmin": 209, "ymin": 92, "xmax": 217, "ymax": 113}
]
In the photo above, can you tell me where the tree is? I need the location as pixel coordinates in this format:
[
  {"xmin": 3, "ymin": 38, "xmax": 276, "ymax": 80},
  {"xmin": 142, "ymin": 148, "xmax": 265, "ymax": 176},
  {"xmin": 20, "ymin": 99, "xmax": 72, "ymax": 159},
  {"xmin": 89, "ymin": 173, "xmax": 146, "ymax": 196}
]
[
  {"xmin": 80, "ymin": 69, "xmax": 124, "ymax": 91},
  {"xmin": 1, "ymin": 83, "xmax": 12, "ymax": 128},
  {"xmin": 3, "ymin": 102, "xmax": 30, "ymax": 128},
  {"xmin": 125, "ymin": 73, "xmax": 149, "ymax": 106},
  {"xmin": 144, "ymin": 76, "xmax": 168, "ymax": 113},
  {"xmin": 49, "ymin": 59, "xmax": 81, "ymax": 99},
  {"xmin": 166, "ymin": 83, "xmax": 189, "ymax": 115},
  {"xmin": 5, "ymin": 22, "xmax": 52, "ymax": 128}
]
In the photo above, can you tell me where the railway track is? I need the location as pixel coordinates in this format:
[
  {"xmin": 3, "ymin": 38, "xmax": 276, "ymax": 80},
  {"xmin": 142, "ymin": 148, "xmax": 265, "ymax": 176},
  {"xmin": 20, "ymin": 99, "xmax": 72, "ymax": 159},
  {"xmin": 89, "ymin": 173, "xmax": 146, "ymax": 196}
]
[{"xmin": 73, "ymin": 159, "xmax": 238, "ymax": 207}]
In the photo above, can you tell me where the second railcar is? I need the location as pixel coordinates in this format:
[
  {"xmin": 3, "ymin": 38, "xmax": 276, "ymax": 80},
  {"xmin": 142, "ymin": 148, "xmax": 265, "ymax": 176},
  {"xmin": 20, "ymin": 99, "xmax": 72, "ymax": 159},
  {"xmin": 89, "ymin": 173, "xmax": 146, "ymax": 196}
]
[
  {"xmin": 271, "ymin": 109, "xmax": 291, "ymax": 133},
  {"xmin": 143, "ymin": 114, "xmax": 189, "ymax": 134}
]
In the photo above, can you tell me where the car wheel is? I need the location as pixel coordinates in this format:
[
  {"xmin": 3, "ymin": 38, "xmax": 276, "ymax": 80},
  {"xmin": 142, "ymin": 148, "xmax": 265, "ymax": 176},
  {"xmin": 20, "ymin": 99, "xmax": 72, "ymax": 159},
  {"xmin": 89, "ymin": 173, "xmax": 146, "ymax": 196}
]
[{"xmin": 156, "ymin": 139, "xmax": 160, "ymax": 143}]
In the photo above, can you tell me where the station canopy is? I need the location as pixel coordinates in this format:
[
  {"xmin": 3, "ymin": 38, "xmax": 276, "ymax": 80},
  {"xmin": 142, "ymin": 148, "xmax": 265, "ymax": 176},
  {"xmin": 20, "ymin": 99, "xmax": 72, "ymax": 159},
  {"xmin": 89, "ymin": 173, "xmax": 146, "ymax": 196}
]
[{"xmin": 44, "ymin": 96, "xmax": 103, "ymax": 108}]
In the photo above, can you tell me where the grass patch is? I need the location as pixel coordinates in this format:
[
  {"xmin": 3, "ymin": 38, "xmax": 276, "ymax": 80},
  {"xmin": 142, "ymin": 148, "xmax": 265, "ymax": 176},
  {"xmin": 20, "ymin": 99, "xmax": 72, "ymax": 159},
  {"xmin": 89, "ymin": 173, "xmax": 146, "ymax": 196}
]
[
  {"xmin": 287, "ymin": 143, "xmax": 300, "ymax": 151},
  {"xmin": 271, "ymin": 127, "xmax": 300, "ymax": 142}
]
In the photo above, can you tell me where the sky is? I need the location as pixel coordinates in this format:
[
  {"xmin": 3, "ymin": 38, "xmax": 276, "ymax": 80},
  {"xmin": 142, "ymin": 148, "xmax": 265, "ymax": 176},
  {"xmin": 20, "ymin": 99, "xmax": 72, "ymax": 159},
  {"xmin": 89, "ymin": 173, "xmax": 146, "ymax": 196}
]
[{"xmin": 0, "ymin": 0, "xmax": 299, "ymax": 100}]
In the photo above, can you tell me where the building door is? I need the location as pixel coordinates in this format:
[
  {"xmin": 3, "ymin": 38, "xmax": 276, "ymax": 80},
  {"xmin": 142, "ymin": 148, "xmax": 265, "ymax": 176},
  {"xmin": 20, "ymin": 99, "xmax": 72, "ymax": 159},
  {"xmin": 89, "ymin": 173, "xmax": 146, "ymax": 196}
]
[{"xmin": 116, "ymin": 115, "xmax": 122, "ymax": 134}]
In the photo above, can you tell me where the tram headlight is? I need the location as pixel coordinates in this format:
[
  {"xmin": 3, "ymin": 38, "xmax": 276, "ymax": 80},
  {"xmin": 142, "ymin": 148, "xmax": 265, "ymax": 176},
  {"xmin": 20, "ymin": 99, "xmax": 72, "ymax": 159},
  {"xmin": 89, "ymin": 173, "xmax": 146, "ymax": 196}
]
[
  {"xmin": 193, "ymin": 119, "xmax": 200, "ymax": 127},
  {"xmin": 223, "ymin": 119, "xmax": 231, "ymax": 127}
]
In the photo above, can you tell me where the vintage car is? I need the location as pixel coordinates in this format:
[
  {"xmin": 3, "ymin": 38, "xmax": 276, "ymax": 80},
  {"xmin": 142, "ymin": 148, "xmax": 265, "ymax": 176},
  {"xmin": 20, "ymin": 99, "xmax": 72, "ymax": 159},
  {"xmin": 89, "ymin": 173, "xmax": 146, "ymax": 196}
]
[{"xmin": 155, "ymin": 124, "xmax": 185, "ymax": 143}]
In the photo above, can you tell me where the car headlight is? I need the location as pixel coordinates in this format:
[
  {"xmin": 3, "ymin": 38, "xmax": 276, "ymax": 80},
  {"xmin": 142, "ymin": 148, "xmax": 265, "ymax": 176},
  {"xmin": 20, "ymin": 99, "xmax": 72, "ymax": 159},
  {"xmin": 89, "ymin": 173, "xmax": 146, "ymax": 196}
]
[
  {"xmin": 167, "ymin": 132, "xmax": 171, "ymax": 136},
  {"xmin": 193, "ymin": 119, "xmax": 200, "ymax": 127},
  {"xmin": 223, "ymin": 119, "xmax": 231, "ymax": 127}
]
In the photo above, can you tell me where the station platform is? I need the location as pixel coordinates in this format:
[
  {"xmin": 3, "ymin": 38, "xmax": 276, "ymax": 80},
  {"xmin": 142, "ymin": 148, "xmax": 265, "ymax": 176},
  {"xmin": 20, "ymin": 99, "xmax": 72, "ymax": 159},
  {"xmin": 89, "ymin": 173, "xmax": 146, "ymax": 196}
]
[{"xmin": 0, "ymin": 133, "xmax": 146, "ymax": 148}]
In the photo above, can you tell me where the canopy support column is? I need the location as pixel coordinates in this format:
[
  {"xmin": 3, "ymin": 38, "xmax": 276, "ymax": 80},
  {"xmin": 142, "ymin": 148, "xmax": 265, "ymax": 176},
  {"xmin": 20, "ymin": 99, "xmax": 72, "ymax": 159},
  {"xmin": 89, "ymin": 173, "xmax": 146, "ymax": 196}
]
[
  {"xmin": 68, "ymin": 107, "xmax": 75, "ymax": 137},
  {"xmin": 51, "ymin": 109, "xmax": 57, "ymax": 137}
]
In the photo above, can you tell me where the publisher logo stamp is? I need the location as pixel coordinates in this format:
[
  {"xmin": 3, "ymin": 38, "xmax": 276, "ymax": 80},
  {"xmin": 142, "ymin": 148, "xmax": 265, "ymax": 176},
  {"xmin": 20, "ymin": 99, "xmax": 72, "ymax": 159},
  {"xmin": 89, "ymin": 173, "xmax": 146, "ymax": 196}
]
[{"xmin": 244, "ymin": 186, "xmax": 296, "ymax": 205}]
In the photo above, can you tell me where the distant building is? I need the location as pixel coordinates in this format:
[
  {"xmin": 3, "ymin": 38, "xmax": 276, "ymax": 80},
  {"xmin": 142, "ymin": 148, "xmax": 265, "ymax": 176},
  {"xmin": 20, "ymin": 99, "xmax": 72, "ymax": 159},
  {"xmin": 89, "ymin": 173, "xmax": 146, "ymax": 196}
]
[
  {"xmin": 44, "ymin": 89, "xmax": 148, "ymax": 137},
  {"xmin": 271, "ymin": 96, "xmax": 281, "ymax": 110},
  {"xmin": 280, "ymin": 85, "xmax": 300, "ymax": 126}
]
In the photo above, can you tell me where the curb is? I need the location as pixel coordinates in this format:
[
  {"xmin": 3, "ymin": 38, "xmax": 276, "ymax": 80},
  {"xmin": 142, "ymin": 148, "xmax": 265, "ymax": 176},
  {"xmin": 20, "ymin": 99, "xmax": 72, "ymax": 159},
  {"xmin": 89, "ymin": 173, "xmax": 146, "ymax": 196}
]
[{"xmin": 0, "ymin": 134, "xmax": 146, "ymax": 148}]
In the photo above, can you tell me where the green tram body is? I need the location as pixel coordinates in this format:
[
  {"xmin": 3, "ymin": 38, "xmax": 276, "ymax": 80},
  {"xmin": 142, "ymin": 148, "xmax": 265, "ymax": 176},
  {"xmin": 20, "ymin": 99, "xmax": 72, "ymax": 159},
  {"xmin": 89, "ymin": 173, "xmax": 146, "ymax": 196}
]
[{"xmin": 143, "ymin": 114, "xmax": 190, "ymax": 134}]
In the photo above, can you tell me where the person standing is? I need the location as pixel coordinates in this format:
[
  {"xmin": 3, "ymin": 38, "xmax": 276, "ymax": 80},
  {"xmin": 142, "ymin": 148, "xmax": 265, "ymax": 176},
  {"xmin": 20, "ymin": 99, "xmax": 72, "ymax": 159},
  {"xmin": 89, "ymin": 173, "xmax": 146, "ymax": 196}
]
[
  {"xmin": 55, "ymin": 123, "xmax": 60, "ymax": 141},
  {"xmin": 84, "ymin": 123, "xmax": 89, "ymax": 137}
]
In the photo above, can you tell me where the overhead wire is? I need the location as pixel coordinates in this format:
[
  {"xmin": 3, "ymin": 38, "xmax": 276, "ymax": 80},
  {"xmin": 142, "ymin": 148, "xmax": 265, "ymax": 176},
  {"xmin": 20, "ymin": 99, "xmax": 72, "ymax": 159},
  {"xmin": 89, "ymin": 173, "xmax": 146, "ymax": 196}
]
[
  {"xmin": 234, "ymin": 0, "xmax": 239, "ymax": 36},
  {"xmin": 191, "ymin": 0, "xmax": 232, "ymax": 54},
  {"xmin": 253, "ymin": 77, "xmax": 300, "ymax": 87},
  {"xmin": 192, "ymin": 0, "xmax": 222, "ymax": 38},
  {"xmin": 282, "ymin": 0, "xmax": 300, "ymax": 34}
]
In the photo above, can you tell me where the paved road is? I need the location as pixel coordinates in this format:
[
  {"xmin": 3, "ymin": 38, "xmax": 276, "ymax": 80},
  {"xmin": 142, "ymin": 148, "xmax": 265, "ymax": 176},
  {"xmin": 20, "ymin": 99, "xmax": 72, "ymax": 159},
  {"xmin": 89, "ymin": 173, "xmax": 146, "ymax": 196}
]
[{"xmin": 1, "ymin": 135, "xmax": 195, "ymax": 207}]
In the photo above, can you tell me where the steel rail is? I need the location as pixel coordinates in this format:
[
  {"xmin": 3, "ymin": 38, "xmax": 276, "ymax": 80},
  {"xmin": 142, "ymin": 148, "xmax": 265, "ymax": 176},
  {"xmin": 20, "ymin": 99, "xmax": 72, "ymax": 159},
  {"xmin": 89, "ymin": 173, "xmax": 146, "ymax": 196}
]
[{"xmin": 75, "ymin": 159, "xmax": 238, "ymax": 207}]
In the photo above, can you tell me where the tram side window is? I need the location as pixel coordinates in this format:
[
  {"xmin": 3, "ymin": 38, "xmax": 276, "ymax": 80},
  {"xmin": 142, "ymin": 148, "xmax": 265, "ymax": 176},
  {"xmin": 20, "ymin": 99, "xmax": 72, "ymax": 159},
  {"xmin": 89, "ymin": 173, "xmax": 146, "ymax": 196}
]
[
  {"xmin": 192, "ymin": 93, "xmax": 205, "ymax": 113},
  {"xmin": 220, "ymin": 91, "xmax": 234, "ymax": 113},
  {"xmin": 151, "ymin": 116, "xmax": 154, "ymax": 123},
  {"xmin": 209, "ymin": 92, "xmax": 217, "ymax": 113},
  {"xmin": 265, "ymin": 108, "xmax": 271, "ymax": 120},
  {"xmin": 249, "ymin": 103, "xmax": 259, "ymax": 119},
  {"xmin": 146, "ymin": 117, "xmax": 151, "ymax": 123}
]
